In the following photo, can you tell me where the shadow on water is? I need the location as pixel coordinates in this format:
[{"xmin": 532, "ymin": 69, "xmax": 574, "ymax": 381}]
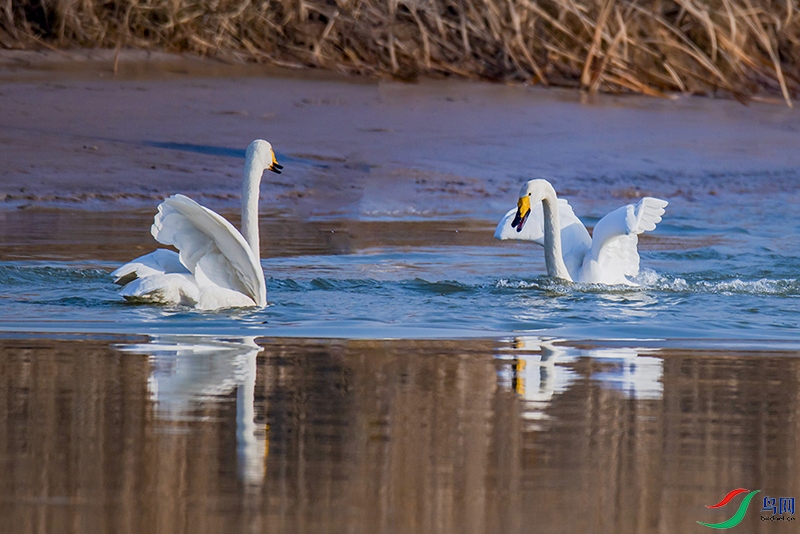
[
  {"xmin": 0, "ymin": 335, "xmax": 798, "ymax": 533},
  {"xmin": 141, "ymin": 141, "xmax": 329, "ymax": 168},
  {"xmin": 142, "ymin": 141, "xmax": 246, "ymax": 159}
]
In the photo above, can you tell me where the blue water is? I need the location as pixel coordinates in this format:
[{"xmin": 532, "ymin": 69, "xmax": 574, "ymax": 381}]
[{"xmin": 1, "ymin": 181, "xmax": 798, "ymax": 347}]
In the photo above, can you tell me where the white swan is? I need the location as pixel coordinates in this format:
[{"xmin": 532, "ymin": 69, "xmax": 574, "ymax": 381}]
[
  {"xmin": 495, "ymin": 179, "xmax": 668, "ymax": 285},
  {"xmin": 112, "ymin": 139, "xmax": 282, "ymax": 309}
]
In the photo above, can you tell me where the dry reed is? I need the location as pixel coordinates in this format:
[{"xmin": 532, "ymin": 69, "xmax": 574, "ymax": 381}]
[{"xmin": 1, "ymin": 0, "xmax": 798, "ymax": 105}]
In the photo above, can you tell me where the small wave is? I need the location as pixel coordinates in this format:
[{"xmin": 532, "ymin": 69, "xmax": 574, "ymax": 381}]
[
  {"xmin": 637, "ymin": 270, "xmax": 799, "ymax": 295},
  {"xmin": 266, "ymin": 277, "xmax": 304, "ymax": 290},
  {"xmin": 0, "ymin": 265, "xmax": 111, "ymax": 286},
  {"xmin": 271, "ymin": 276, "xmax": 477, "ymax": 295},
  {"xmin": 496, "ymin": 271, "xmax": 799, "ymax": 297},
  {"xmin": 401, "ymin": 278, "xmax": 473, "ymax": 294},
  {"xmin": 309, "ymin": 278, "xmax": 383, "ymax": 291},
  {"xmin": 495, "ymin": 276, "xmax": 639, "ymax": 294},
  {"xmin": 39, "ymin": 296, "xmax": 117, "ymax": 308},
  {"xmin": 632, "ymin": 270, "xmax": 690, "ymax": 291},
  {"xmin": 0, "ymin": 264, "xmax": 121, "ymax": 308},
  {"xmin": 693, "ymin": 278, "xmax": 800, "ymax": 295},
  {"xmin": 496, "ymin": 279, "xmax": 538, "ymax": 290}
]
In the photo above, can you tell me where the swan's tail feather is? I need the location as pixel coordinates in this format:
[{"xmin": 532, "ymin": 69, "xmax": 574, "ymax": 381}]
[
  {"xmin": 112, "ymin": 265, "xmax": 139, "ymax": 286},
  {"xmin": 118, "ymin": 273, "xmax": 200, "ymax": 307},
  {"xmin": 111, "ymin": 249, "xmax": 188, "ymax": 286}
]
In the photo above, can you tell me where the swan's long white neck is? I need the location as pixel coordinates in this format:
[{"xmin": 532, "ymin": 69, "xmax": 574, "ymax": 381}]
[
  {"xmin": 241, "ymin": 156, "xmax": 263, "ymax": 262},
  {"xmin": 540, "ymin": 183, "xmax": 573, "ymax": 282}
]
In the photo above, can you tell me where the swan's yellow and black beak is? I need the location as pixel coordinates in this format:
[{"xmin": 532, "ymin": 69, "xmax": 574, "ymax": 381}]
[
  {"xmin": 268, "ymin": 153, "xmax": 283, "ymax": 174},
  {"xmin": 511, "ymin": 196, "xmax": 531, "ymax": 232}
]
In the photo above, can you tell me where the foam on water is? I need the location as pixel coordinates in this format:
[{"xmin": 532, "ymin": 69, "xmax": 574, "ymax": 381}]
[{"xmin": 494, "ymin": 271, "xmax": 800, "ymax": 296}]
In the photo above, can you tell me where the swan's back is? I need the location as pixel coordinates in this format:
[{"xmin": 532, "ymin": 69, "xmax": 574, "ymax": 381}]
[{"xmin": 153, "ymin": 195, "xmax": 267, "ymax": 308}]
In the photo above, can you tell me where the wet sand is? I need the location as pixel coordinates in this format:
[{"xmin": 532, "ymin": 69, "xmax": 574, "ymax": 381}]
[
  {"xmin": 1, "ymin": 50, "xmax": 799, "ymax": 221},
  {"xmin": 0, "ymin": 207, "xmax": 501, "ymax": 262}
]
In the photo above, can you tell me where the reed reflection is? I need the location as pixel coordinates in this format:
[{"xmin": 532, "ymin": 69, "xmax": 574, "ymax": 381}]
[{"xmin": 1, "ymin": 337, "xmax": 798, "ymax": 534}]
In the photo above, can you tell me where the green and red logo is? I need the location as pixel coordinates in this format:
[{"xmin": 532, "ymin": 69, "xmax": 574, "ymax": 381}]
[{"xmin": 697, "ymin": 488, "xmax": 760, "ymax": 529}]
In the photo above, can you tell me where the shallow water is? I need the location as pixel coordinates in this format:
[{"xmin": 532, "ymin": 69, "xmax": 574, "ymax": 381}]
[{"xmin": 0, "ymin": 196, "xmax": 798, "ymax": 345}]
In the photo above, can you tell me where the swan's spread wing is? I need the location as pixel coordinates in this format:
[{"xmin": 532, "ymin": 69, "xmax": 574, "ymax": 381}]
[
  {"xmin": 111, "ymin": 249, "xmax": 188, "ymax": 285},
  {"xmin": 588, "ymin": 197, "xmax": 668, "ymax": 281},
  {"xmin": 495, "ymin": 198, "xmax": 590, "ymax": 246},
  {"xmin": 591, "ymin": 197, "xmax": 668, "ymax": 244},
  {"xmin": 152, "ymin": 195, "xmax": 267, "ymax": 307},
  {"xmin": 495, "ymin": 206, "xmax": 543, "ymax": 244}
]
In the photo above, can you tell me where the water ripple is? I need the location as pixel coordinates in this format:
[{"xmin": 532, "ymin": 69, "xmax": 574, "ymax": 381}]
[{"xmin": 0, "ymin": 256, "xmax": 797, "ymax": 341}]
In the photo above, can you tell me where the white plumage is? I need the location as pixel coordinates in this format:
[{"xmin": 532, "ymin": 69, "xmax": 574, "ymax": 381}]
[
  {"xmin": 495, "ymin": 179, "xmax": 668, "ymax": 285},
  {"xmin": 112, "ymin": 139, "xmax": 282, "ymax": 309}
]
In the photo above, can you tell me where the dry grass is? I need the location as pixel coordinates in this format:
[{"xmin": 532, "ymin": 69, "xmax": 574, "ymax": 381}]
[{"xmin": 2, "ymin": 0, "xmax": 798, "ymax": 105}]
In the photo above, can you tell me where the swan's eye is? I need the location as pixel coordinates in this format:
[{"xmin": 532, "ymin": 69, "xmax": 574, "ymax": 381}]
[{"xmin": 528, "ymin": 193, "xmax": 531, "ymax": 196}]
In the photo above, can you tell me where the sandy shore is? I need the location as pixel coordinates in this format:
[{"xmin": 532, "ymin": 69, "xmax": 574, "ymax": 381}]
[{"xmin": 1, "ymin": 50, "xmax": 799, "ymax": 219}]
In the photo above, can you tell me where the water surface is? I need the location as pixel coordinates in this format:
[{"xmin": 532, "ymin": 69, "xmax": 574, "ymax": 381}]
[
  {"xmin": 0, "ymin": 335, "xmax": 797, "ymax": 534},
  {"xmin": 0, "ymin": 200, "xmax": 797, "ymax": 345}
]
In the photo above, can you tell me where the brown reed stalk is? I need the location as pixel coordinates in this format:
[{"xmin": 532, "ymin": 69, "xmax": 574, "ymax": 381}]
[{"xmin": 0, "ymin": 0, "xmax": 797, "ymax": 105}]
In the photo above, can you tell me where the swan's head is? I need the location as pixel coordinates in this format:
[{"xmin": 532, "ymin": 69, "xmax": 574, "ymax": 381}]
[
  {"xmin": 246, "ymin": 139, "xmax": 283, "ymax": 175},
  {"xmin": 512, "ymin": 179, "xmax": 550, "ymax": 232}
]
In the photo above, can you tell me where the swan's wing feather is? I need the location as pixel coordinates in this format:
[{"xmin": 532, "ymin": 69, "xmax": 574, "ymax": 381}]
[
  {"xmin": 589, "ymin": 197, "xmax": 668, "ymax": 280},
  {"xmin": 152, "ymin": 195, "xmax": 266, "ymax": 307},
  {"xmin": 591, "ymin": 197, "xmax": 669, "ymax": 245},
  {"xmin": 193, "ymin": 259, "xmax": 263, "ymax": 309},
  {"xmin": 111, "ymin": 249, "xmax": 188, "ymax": 285},
  {"xmin": 494, "ymin": 198, "xmax": 589, "ymax": 246},
  {"xmin": 633, "ymin": 197, "xmax": 668, "ymax": 232},
  {"xmin": 494, "ymin": 206, "xmax": 544, "ymax": 244},
  {"xmin": 596, "ymin": 234, "xmax": 640, "ymax": 280}
]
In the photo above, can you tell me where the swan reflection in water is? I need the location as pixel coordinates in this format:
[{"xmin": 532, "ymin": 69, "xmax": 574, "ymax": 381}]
[
  {"xmin": 117, "ymin": 335, "xmax": 268, "ymax": 486},
  {"xmin": 496, "ymin": 337, "xmax": 662, "ymax": 427}
]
